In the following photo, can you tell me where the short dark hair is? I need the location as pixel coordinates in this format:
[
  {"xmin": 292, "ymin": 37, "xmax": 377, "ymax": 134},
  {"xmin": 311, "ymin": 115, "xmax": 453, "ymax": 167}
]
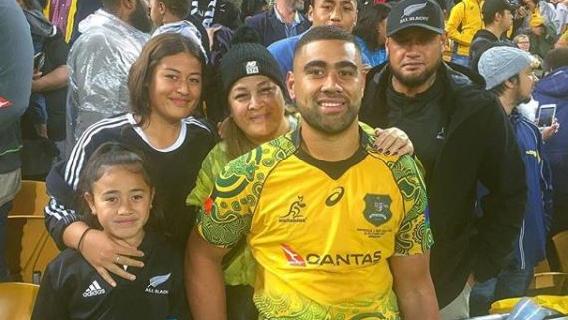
[
  {"xmin": 543, "ymin": 47, "xmax": 568, "ymax": 72},
  {"xmin": 128, "ymin": 33, "xmax": 207, "ymax": 127},
  {"xmin": 489, "ymin": 74, "xmax": 519, "ymax": 96},
  {"xmin": 353, "ymin": 3, "xmax": 391, "ymax": 50},
  {"xmin": 483, "ymin": 7, "xmax": 506, "ymax": 25},
  {"xmin": 294, "ymin": 25, "xmax": 361, "ymax": 59},
  {"xmin": 159, "ymin": 0, "xmax": 190, "ymax": 19},
  {"xmin": 310, "ymin": 0, "xmax": 360, "ymax": 9}
]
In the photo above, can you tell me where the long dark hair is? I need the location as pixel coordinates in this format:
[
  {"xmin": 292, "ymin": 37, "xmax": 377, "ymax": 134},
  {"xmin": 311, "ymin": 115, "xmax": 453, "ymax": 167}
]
[{"xmin": 128, "ymin": 33, "xmax": 207, "ymax": 127}]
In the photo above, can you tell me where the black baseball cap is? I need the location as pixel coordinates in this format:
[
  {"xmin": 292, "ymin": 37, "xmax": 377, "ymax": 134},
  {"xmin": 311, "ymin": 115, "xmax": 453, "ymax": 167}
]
[
  {"xmin": 386, "ymin": 0, "xmax": 444, "ymax": 37},
  {"xmin": 482, "ymin": 0, "xmax": 518, "ymax": 19}
]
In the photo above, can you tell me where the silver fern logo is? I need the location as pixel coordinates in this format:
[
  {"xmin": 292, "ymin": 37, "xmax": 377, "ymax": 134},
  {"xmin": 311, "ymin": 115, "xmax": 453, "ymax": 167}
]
[
  {"xmin": 145, "ymin": 273, "xmax": 171, "ymax": 295},
  {"xmin": 401, "ymin": 2, "xmax": 428, "ymax": 18}
]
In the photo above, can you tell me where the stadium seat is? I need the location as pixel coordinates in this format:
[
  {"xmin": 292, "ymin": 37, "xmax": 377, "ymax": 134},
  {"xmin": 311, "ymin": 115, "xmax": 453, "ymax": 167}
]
[
  {"xmin": 525, "ymin": 234, "xmax": 568, "ymax": 296},
  {"xmin": 528, "ymin": 272, "xmax": 568, "ymax": 295},
  {"xmin": 6, "ymin": 181, "xmax": 58, "ymax": 283},
  {"xmin": 0, "ymin": 282, "xmax": 39, "ymax": 320},
  {"xmin": 553, "ymin": 230, "xmax": 568, "ymax": 273}
]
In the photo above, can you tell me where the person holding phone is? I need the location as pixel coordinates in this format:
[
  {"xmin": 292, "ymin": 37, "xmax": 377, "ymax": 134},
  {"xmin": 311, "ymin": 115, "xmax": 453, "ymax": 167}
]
[
  {"xmin": 536, "ymin": 105, "xmax": 560, "ymax": 141},
  {"xmin": 473, "ymin": 46, "xmax": 554, "ymax": 315},
  {"xmin": 537, "ymin": 104, "xmax": 556, "ymax": 126},
  {"xmin": 533, "ymin": 47, "xmax": 567, "ymax": 271}
]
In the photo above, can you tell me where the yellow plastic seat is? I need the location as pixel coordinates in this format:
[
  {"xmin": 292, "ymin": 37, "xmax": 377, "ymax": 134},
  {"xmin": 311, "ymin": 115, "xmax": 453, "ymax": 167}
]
[
  {"xmin": 6, "ymin": 181, "xmax": 59, "ymax": 283},
  {"xmin": 553, "ymin": 230, "xmax": 568, "ymax": 273},
  {"xmin": 0, "ymin": 282, "xmax": 39, "ymax": 320}
]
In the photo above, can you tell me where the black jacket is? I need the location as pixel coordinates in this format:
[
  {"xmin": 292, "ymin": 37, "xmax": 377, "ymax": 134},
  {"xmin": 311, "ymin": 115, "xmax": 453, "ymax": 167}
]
[
  {"xmin": 245, "ymin": 8, "xmax": 311, "ymax": 47},
  {"xmin": 32, "ymin": 232, "xmax": 189, "ymax": 320},
  {"xmin": 44, "ymin": 114, "xmax": 215, "ymax": 250},
  {"xmin": 469, "ymin": 29, "xmax": 514, "ymax": 73},
  {"xmin": 360, "ymin": 62, "xmax": 527, "ymax": 307}
]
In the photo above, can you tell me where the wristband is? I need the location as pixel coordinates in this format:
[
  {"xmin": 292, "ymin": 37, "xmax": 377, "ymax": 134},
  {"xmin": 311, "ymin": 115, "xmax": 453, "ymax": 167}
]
[{"xmin": 77, "ymin": 227, "xmax": 94, "ymax": 253}]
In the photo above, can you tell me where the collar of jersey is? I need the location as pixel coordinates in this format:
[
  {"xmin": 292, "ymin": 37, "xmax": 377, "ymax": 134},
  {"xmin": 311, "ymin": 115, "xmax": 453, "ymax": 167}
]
[
  {"xmin": 127, "ymin": 113, "xmax": 187, "ymax": 153},
  {"xmin": 288, "ymin": 124, "xmax": 374, "ymax": 152}
]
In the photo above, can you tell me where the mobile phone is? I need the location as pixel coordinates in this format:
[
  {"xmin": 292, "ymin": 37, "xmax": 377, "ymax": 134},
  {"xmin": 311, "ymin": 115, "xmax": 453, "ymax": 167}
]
[
  {"xmin": 34, "ymin": 52, "xmax": 45, "ymax": 71},
  {"xmin": 537, "ymin": 104, "xmax": 556, "ymax": 127}
]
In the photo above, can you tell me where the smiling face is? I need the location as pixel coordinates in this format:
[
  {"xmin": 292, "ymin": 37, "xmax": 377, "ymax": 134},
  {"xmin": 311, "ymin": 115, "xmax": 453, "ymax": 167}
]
[
  {"xmin": 148, "ymin": 52, "xmax": 202, "ymax": 124},
  {"xmin": 386, "ymin": 27, "xmax": 444, "ymax": 89},
  {"xmin": 228, "ymin": 75, "xmax": 288, "ymax": 144},
  {"xmin": 288, "ymin": 39, "xmax": 364, "ymax": 135},
  {"xmin": 85, "ymin": 165, "xmax": 154, "ymax": 245}
]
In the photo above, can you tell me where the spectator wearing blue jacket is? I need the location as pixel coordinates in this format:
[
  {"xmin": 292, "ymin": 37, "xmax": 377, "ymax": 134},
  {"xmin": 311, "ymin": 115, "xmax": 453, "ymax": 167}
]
[
  {"xmin": 534, "ymin": 47, "xmax": 568, "ymax": 271},
  {"xmin": 267, "ymin": 0, "xmax": 370, "ymax": 78},
  {"xmin": 472, "ymin": 46, "xmax": 554, "ymax": 316}
]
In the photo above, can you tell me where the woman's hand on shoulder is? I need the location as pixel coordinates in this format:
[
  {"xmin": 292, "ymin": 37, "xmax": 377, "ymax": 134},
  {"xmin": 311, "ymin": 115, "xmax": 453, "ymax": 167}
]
[
  {"xmin": 80, "ymin": 229, "xmax": 145, "ymax": 287},
  {"xmin": 373, "ymin": 127, "xmax": 414, "ymax": 156}
]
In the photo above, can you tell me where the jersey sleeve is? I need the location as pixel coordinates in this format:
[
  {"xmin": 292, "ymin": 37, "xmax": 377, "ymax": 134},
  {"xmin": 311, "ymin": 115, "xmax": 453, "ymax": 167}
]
[
  {"xmin": 44, "ymin": 119, "xmax": 111, "ymax": 248},
  {"xmin": 195, "ymin": 150, "xmax": 259, "ymax": 248},
  {"xmin": 44, "ymin": 161, "xmax": 82, "ymax": 249},
  {"xmin": 390, "ymin": 155, "xmax": 434, "ymax": 256}
]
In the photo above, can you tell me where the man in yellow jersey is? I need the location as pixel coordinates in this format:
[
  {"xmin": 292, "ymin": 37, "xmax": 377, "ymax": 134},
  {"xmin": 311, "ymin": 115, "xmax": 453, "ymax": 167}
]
[{"xmin": 186, "ymin": 26, "xmax": 439, "ymax": 320}]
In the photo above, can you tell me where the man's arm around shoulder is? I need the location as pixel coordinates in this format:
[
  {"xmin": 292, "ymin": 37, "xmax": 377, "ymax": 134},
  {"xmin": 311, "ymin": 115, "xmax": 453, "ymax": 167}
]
[{"xmin": 185, "ymin": 230, "xmax": 230, "ymax": 320}]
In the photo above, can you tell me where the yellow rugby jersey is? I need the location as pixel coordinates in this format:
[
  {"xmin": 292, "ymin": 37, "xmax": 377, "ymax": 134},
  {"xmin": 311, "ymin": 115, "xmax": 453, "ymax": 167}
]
[{"xmin": 197, "ymin": 127, "xmax": 433, "ymax": 319}]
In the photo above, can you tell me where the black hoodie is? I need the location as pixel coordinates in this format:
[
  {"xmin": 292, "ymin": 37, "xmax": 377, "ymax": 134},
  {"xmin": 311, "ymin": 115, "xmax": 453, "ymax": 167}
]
[{"xmin": 360, "ymin": 62, "xmax": 527, "ymax": 308}]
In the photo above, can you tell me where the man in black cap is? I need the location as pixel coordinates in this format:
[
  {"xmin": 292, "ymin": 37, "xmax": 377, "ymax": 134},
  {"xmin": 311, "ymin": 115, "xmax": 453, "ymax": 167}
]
[
  {"xmin": 359, "ymin": 0, "xmax": 526, "ymax": 318},
  {"xmin": 469, "ymin": 0, "xmax": 517, "ymax": 72}
]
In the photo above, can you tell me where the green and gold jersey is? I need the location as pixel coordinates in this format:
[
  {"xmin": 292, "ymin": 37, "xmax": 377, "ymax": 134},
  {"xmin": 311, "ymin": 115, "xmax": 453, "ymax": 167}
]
[{"xmin": 196, "ymin": 127, "xmax": 433, "ymax": 320}]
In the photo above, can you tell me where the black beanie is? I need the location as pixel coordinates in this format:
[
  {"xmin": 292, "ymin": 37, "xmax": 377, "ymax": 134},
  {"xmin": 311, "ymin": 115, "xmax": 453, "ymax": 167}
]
[{"xmin": 219, "ymin": 43, "xmax": 287, "ymax": 99}]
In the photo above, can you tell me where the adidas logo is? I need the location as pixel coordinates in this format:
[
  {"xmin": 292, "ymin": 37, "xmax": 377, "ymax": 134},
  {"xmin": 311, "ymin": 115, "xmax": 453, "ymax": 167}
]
[{"xmin": 82, "ymin": 280, "xmax": 106, "ymax": 298}]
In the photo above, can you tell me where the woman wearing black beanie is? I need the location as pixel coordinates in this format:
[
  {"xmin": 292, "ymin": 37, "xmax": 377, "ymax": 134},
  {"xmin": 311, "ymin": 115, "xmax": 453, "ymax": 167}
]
[{"xmin": 186, "ymin": 27, "xmax": 294, "ymax": 320}]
